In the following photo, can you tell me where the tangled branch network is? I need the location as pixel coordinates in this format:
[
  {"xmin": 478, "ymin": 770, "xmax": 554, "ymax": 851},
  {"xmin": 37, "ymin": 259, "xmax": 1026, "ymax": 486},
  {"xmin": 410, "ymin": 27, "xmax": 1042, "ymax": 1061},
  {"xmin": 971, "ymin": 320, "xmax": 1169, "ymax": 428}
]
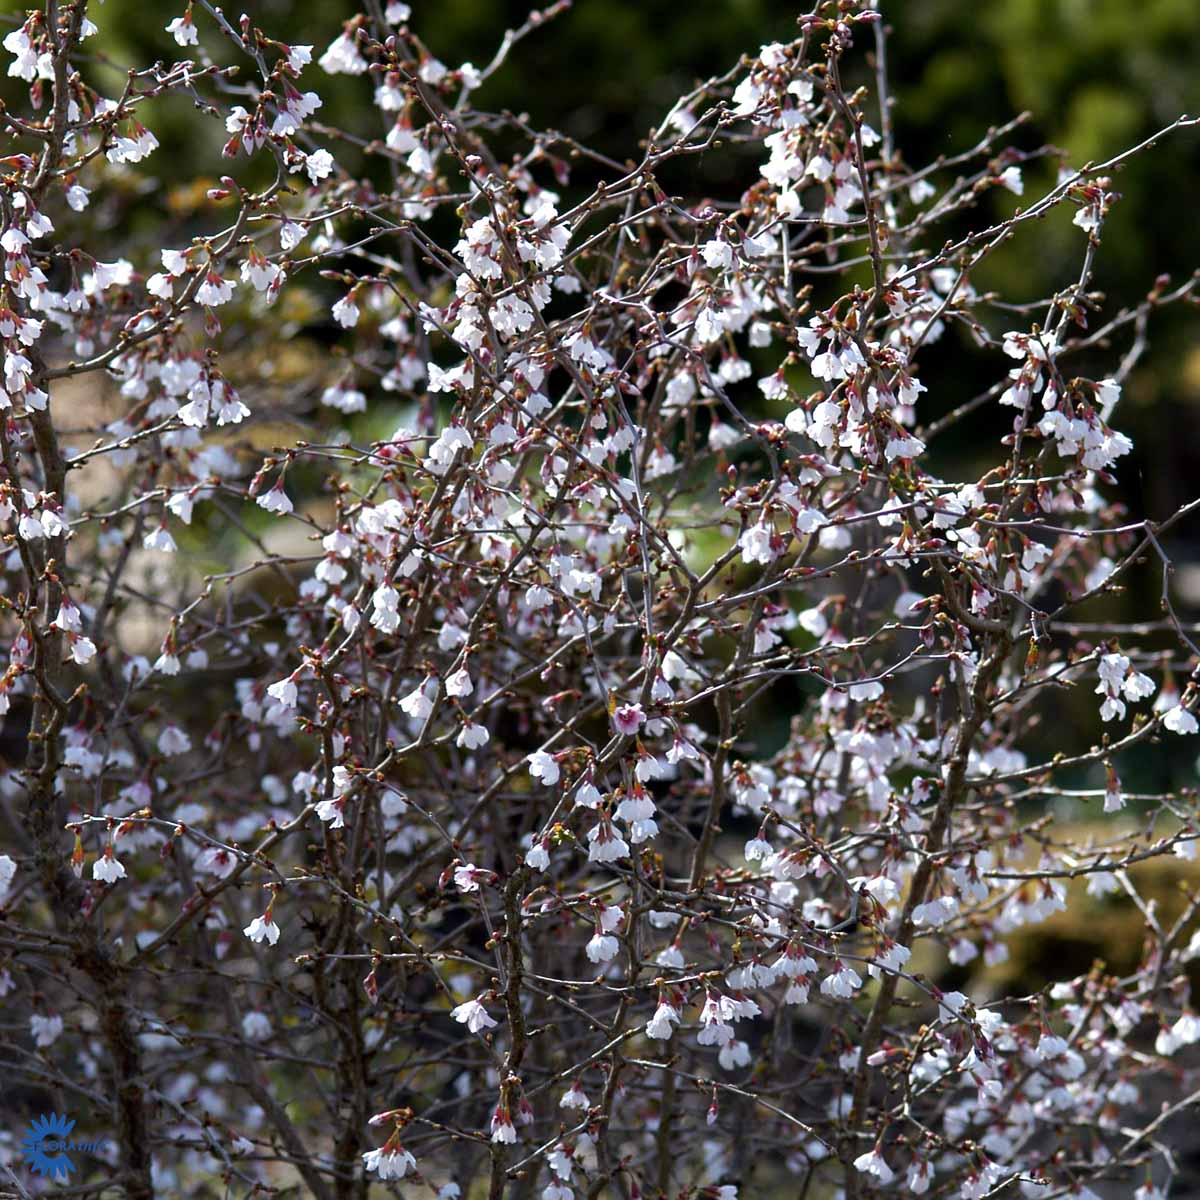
[{"xmin": 1, "ymin": 1, "xmax": 1200, "ymax": 1197}]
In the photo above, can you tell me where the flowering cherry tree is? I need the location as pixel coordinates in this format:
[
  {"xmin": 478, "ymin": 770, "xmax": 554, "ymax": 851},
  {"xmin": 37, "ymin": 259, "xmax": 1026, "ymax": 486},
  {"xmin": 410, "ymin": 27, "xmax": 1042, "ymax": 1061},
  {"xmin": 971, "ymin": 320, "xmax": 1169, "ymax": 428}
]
[{"xmin": 2, "ymin": 1, "xmax": 1200, "ymax": 1197}]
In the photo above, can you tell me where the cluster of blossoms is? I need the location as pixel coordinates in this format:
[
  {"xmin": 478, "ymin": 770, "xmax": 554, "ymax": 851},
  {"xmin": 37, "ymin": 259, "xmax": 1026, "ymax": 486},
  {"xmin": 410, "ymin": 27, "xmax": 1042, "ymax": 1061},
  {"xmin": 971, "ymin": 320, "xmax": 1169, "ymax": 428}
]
[{"xmin": 1, "ymin": 1, "xmax": 1200, "ymax": 1197}]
